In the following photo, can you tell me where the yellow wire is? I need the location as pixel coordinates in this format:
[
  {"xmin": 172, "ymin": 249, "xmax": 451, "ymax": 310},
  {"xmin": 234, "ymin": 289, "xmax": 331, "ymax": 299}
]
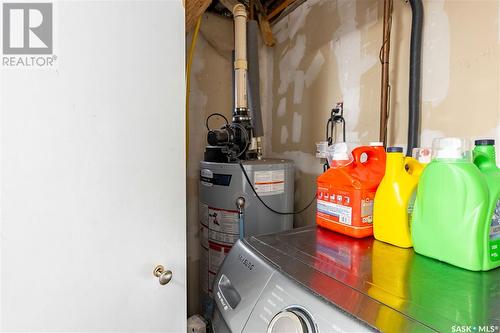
[{"xmin": 186, "ymin": 15, "xmax": 202, "ymax": 159}]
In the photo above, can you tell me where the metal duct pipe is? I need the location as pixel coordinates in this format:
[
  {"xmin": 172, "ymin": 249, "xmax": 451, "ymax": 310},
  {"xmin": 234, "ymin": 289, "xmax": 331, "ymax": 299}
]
[
  {"xmin": 233, "ymin": 4, "xmax": 248, "ymax": 110},
  {"xmin": 247, "ymin": 19, "xmax": 264, "ymax": 137},
  {"xmin": 407, "ymin": 0, "xmax": 423, "ymax": 156}
]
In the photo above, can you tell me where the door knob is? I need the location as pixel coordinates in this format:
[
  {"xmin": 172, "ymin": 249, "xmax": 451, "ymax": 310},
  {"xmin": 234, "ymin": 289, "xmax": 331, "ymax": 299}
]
[{"xmin": 153, "ymin": 265, "xmax": 173, "ymax": 285}]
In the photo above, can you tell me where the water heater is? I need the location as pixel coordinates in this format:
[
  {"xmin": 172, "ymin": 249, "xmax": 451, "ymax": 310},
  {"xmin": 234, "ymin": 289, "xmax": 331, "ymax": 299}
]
[
  {"xmin": 198, "ymin": 2, "xmax": 295, "ymax": 317},
  {"xmin": 199, "ymin": 159, "xmax": 294, "ymax": 315}
]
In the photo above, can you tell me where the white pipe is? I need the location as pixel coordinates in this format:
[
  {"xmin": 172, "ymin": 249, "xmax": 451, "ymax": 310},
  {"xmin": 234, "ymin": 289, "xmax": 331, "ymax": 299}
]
[{"xmin": 232, "ymin": 4, "xmax": 247, "ymax": 109}]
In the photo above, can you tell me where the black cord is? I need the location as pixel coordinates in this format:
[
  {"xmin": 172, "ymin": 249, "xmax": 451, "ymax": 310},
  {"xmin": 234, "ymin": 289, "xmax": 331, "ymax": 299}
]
[
  {"xmin": 206, "ymin": 113, "xmax": 229, "ymax": 131},
  {"xmin": 326, "ymin": 118, "xmax": 333, "ymax": 145},
  {"xmin": 238, "ymin": 162, "xmax": 317, "ymax": 215}
]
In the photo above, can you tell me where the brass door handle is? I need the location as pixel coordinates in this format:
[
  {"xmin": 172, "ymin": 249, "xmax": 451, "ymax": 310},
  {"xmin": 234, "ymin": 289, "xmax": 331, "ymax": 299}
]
[{"xmin": 153, "ymin": 265, "xmax": 173, "ymax": 285}]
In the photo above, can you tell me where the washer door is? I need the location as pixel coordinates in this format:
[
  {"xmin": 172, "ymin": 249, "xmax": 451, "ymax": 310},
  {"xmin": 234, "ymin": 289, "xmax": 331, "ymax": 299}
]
[{"xmin": 267, "ymin": 308, "xmax": 316, "ymax": 333}]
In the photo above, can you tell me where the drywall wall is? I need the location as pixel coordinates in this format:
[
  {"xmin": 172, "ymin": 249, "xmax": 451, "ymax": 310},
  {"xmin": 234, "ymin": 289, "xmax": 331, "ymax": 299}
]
[
  {"xmin": 262, "ymin": 0, "xmax": 500, "ymax": 227},
  {"xmin": 186, "ymin": 13, "xmax": 234, "ymax": 316}
]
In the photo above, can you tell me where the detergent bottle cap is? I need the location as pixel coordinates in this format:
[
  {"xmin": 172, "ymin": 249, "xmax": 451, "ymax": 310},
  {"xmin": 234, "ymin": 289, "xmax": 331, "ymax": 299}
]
[
  {"xmin": 387, "ymin": 146, "xmax": 403, "ymax": 153},
  {"xmin": 475, "ymin": 139, "xmax": 495, "ymax": 146},
  {"xmin": 412, "ymin": 147, "xmax": 432, "ymax": 163},
  {"xmin": 326, "ymin": 142, "xmax": 354, "ymax": 167},
  {"xmin": 432, "ymin": 137, "xmax": 469, "ymax": 160}
]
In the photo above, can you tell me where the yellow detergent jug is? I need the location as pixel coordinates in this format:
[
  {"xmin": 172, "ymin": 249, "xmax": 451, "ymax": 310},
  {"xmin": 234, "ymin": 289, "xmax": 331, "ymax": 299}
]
[{"xmin": 373, "ymin": 147, "xmax": 424, "ymax": 248}]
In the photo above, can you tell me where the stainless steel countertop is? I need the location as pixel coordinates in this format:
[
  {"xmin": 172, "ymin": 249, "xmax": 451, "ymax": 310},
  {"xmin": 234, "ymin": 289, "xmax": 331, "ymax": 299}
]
[{"xmin": 245, "ymin": 226, "xmax": 500, "ymax": 333}]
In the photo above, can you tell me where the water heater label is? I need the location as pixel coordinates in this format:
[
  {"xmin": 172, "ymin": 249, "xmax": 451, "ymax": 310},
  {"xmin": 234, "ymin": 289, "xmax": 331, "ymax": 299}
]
[
  {"xmin": 200, "ymin": 205, "xmax": 240, "ymax": 295},
  {"xmin": 253, "ymin": 169, "xmax": 285, "ymax": 196},
  {"xmin": 208, "ymin": 207, "xmax": 239, "ymax": 244}
]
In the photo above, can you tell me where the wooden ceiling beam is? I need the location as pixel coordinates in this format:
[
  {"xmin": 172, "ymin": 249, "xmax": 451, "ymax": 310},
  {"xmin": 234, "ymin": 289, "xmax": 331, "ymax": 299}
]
[
  {"xmin": 219, "ymin": 0, "xmax": 241, "ymax": 12},
  {"xmin": 254, "ymin": 0, "xmax": 276, "ymax": 47},
  {"xmin": 185, "ymin": 0, "xmax": 212, "ymax": 32},
  {"xmin": 267, "ymin": 0, "xmax": 296, "ymax": 20}
]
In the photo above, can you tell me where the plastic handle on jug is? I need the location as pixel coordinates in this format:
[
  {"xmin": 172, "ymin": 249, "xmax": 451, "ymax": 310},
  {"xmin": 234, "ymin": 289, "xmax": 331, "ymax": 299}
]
[
  {"xmin": 404, "ymin": 157, "xmax": 423, "ymax": 177},
  {"xmin": 352, "ymin": 146, "xmax": 382, "ymax": 167},
  {"xmin": 473, "ymin": 149, "xmax": 497, "ymax": 172},
  {"xmin": 352, "ymin": 147, "xmax": 368, "ymax": 166}
]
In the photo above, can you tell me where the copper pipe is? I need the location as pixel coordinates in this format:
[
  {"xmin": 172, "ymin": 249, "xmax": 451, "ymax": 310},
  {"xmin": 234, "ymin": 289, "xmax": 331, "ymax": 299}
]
[{"xmin": 379, "ymin": 0, "xmax": 392, "ymax": 146}]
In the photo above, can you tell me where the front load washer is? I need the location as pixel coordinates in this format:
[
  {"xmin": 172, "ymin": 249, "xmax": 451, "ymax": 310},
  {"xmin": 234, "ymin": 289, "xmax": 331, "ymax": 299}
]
[{"xmin": 212, "ymin": 226, "xmax": 500, "ymax": 332}]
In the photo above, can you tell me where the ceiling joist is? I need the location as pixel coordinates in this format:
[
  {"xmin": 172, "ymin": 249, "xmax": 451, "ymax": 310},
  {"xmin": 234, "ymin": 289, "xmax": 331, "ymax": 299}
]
[{"xmin": 185, "ymin": 0, "xmax": 212, "ymax": 32}]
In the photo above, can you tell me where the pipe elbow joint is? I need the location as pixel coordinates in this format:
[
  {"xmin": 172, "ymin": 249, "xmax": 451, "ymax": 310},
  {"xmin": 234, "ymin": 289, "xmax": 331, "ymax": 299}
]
[{"xmin": 232, "ymin": 3, "xmax": 247, "ymax": 18}]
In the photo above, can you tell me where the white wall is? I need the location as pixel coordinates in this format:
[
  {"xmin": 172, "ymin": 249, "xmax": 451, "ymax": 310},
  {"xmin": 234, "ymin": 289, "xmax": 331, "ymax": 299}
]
[{"xmin": 1, "ymin": 1, "xmax": 186, "ymax": 331}]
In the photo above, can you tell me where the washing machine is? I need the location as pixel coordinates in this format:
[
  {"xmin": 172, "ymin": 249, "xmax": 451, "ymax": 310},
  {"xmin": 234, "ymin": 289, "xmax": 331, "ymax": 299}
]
[{"xmin": 212, "ymin": 226, "xmax": 500, "ymax": 332}]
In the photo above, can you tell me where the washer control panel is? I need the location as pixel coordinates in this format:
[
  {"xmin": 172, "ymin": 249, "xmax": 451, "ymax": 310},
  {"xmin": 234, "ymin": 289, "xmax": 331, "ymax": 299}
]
[
  {"xmin": 243, "ymin": 273, "xmax": 370, "ymax": 332},
  {"xmin": 212, "ymin": 241, "xmax": 275, "ymax": 333}
]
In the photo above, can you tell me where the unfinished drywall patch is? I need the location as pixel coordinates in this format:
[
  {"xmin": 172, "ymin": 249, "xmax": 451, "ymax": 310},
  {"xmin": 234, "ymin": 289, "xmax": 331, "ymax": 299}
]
[
  {"xmin": 332, "ymin": 0, "xmax": 378, "ymax": 143},
  {"xmin": 278, "ymin": 34, "xmax": 306, "ymax": 95},
  {"xmin": 293, "ymin": 70, "xmax": 305, "ymax": 104},
  {"xmin": 264, "ymin": 0, "xmax": 381, "ymax": 224},
  {"xmin": 422, "ymin": 0, "xmax": 449, "ymax": 107},
  {"xmin": 304, "ymin": 51, "xmax": 325, "ymax": 88},
  {"xmin": 285, "ymin": 0, "xmax": 327, "ymax": 41},
  {"xmin": 280, "ymin": 125, "xmax": 289, "ymax": 144},
  {"xmin": 292, "ymin": 112, "xmax": 302, "ymax": 143},
  {"xmin": 277, "ymin": 97, "xmax": 286, "ymax": 117}
]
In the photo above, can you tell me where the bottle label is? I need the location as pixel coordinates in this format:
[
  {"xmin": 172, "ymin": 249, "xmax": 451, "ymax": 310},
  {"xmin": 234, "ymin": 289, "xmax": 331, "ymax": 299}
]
[
  {"xmin": 317, "ymin": 187, "xmax": 354, "ymax": 225},
  {"xmin": 489, "ymin": 199, "xmax": 500, "ymax": 262},
  {"xmin": 361, "ymin": 197, "xmax": 374, "ymax": 224},
  {"xmin": 317, "ymin": 188, "xmax": 375, "ymax": 226},
  {"xmin": 317, "ymin": 199, "xmax": 352, "ymax": 225},
  {"xmin": 407, "ymin": 191, "xmax": 417, "ymax": 216}
]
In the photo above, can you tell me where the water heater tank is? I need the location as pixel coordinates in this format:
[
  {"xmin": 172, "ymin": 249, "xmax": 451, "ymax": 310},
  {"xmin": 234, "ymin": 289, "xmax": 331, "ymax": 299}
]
[{"xmin": 199, "ymin": 159, "xmax": 294, "ymax": 314}]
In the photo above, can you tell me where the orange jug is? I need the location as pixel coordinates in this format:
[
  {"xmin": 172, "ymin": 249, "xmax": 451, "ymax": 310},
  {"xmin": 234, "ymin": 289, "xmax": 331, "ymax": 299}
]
[{"xmin": 316, "ymin": 144, "xmax": 386, "ymax": 238}]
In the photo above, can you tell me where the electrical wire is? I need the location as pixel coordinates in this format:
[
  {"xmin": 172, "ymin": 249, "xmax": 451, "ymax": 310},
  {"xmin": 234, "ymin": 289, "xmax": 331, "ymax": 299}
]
[
  {"xmin": 238, "ymin": 162, "xmax": 317, "ymax": 215},
  {"xmin": 186, "ymin": 15, "xmax": 202, "ymax": 158},
  {"xmin": 232, "ymin": 123, "xmax": 250, "ymax": 159},
  {"xmin": 379, "ymin": 0, "xmax": 393, "ymax": 144},
  {"xmin": 379, "ymin": 0, "xmax": 393, "ymax": 65},
  {"xmin": 205, "ymin": 113, "xmax": 229, "ymax": 131}
]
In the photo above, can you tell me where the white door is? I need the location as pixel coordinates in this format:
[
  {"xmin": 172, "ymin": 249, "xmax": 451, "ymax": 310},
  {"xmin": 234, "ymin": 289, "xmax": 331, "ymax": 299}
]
[{"xmin": 0, "ymin": 1, "xmax": 186, "ymax": 331}]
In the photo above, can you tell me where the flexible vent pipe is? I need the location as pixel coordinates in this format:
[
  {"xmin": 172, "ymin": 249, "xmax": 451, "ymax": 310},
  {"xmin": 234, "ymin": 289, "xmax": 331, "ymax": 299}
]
[
  {"xmin": 247, "ymin": 20, "xmax": 264, "ymax": 137},
  {"xmin": 407, "ymin": 0, "xmax": 423, "ymax": 155},
  {"xmin": 233, "ymin": 4, "xmax": 248, "ymax": 110}
]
